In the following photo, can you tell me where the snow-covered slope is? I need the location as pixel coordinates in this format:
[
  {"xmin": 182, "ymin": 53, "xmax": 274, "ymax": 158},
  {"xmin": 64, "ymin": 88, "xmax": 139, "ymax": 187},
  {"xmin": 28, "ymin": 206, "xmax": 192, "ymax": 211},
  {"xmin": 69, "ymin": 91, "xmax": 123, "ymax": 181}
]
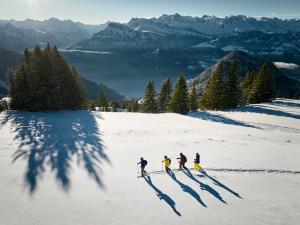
[{"xmin": 0, "ymin": 99, "xmax": 300, "ymax": 225}]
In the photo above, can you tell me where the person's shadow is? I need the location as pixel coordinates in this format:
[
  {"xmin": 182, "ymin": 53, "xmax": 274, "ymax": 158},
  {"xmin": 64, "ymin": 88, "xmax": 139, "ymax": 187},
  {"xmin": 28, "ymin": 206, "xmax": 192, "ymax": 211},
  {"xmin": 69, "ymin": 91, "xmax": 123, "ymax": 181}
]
[
  {"xmin": 144, "ymin": 176, "xmax": 181, "ymax": 216},
  {"xmin": 183, "ymin": 170, "xmax": 227, "ymax": 204},
  {"xmin": 201, "ymin": 172, "xmax": 243, "ymax": 199},
  {"xmin": 169, "ymin": 172, "xmax": 207, "ymax": 207},
  {"xmin": 1, "ymin": 111, "xmax": 110, "ymax": 194}
]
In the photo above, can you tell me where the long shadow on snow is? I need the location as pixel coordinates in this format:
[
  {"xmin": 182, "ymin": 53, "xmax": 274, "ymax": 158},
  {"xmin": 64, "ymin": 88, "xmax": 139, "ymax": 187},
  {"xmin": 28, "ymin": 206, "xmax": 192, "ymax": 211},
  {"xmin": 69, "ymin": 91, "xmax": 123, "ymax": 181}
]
[
  {"xmin": 168, "ymin": 172, "xmax": 207, "ymax": 207},
  {"xmin": 1, "ymin": 111, "xmax": 110, "ymax": 194},
  {"xmin": 233, "ymin": 104, "xmax": 300, "ymax": 120},
  {"xmin": 188, "ymin": 111, "xmax": 257, "ymax": 128},
  {"xmin": 200, "ymin": 171, "xmax": 243, "ymax": 199},
  {"xmin": 144, "ymin": 176, "xmax": 181, "ymax": 216},
  {"xmin": 271, "ymin": 100, "xmax": 300, "ymax": 109},
  {"xmin": 183, "ymin": 170, "xmax": 227, "ymax": 204}
]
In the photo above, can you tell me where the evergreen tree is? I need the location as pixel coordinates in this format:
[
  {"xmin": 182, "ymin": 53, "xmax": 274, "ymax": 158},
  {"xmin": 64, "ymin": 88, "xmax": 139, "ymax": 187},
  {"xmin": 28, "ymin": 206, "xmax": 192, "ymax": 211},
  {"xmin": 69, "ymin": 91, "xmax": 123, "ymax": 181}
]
[
  {"xmin": 126, "ymin": 99, "xmax": 139, "ymax": 112},
  {"xmin": 9, "ymin": 45, "xmax": 87, "ymax": 111},
  {"xmin": 189, "ymin": 82, "xmax": 198, "ymax": 111},
  {"xmin": 158, "ymin": 78, "xmax": 172, "ymax": 113},
  {"xmin": 110, "ymin": 101, "xmax": 121, "ymax": 112},
  {"xmin": 241, "ymin": 72, "xmax": 255, "ymax": 105},
  {"xmin": 226, "ymin": 61, "xmax": 240, "ymax": 108},
  {"xmin": 143, "ymin": 80, "xmax": 158, "ymax": 113},
  {"xmin": 98, "ymin": 90, "xmax": 109, "ymax": 111},
  {"xmin": 200, "ymin": 62, "xmax": 226, "ymax": 110},
  {"xmin": 169, "ymin": 74, "xmax": 189, "ymax": 114},
  {"xmin": 250, "ymin": 63, "xmax": 273, "ymax": 103}
]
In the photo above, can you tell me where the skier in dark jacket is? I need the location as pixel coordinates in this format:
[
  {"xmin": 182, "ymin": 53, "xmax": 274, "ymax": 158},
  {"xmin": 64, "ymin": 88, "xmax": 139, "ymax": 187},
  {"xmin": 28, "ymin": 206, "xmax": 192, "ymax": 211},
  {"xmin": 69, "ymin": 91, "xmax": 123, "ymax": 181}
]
[
  {"xmin": 137, "ymin": 157, "xmax": 148, "ymax": 177},
  {"xmin": 177, "ymin": 153, "xmax": 188, "ymax": 170}
]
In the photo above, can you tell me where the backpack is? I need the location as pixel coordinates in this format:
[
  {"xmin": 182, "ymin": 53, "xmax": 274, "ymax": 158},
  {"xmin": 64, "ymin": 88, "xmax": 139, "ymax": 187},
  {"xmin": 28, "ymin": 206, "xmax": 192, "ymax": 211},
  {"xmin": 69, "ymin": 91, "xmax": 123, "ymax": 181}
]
[
  {"xmin": 144, "ymin": 160, "xmax": 148, "ymax": 166},
  {"xmin": 168, "ymin": 158, "xmax": 171, "ymax": 165},
  {"xmin": 182, "ymin": 155, "xmax": 187, "ymax": 163}
]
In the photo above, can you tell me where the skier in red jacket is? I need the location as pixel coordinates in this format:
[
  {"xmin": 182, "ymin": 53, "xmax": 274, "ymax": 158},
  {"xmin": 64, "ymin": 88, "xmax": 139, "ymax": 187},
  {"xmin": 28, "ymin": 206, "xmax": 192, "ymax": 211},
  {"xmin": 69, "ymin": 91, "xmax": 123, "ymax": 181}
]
[{"xmin": 177, "ymin": 153, "xmax": 187, "ymax": 170}]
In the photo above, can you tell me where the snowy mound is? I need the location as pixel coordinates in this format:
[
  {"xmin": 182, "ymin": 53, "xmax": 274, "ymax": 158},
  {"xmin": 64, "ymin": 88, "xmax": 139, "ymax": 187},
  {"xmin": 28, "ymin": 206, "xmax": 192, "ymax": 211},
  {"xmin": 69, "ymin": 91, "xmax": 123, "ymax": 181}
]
[
  {"xmin": 0, "ymin": 99, "xmax": 300, "ymax": 225},
  {"xmin": 274, "ymin": 62, "xmax": 299, "ymax": 69}
]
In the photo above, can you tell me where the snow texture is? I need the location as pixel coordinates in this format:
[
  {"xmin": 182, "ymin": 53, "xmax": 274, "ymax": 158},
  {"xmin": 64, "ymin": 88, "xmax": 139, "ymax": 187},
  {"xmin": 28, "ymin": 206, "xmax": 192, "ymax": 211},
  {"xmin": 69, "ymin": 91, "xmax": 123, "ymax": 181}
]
[
  {"xmin": 0, "ymin": 99, "xmax": 300, "ymax": 225},
  {"xmin": 274, "ymin": 62, "xmax": 299, "ymax": 69}
]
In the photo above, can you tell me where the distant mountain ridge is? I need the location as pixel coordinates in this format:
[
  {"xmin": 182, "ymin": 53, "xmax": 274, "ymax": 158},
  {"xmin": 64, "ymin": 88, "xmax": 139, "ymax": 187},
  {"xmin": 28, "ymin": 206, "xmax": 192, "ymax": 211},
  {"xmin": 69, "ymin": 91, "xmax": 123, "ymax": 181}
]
[
  {"xmin": 72, "ymin": 21, "xmax": 208, "ymax": 50},
  {"xmin": 128, "ymin": 14, "xmax": 300, "ymax": 35},
  {"xmin": 0, "ymin": 18, "xmax": 106, "ymax": 51},
  {"xmin": 72, "ymin": 14, "xmax": 300, "ymax": 52}
]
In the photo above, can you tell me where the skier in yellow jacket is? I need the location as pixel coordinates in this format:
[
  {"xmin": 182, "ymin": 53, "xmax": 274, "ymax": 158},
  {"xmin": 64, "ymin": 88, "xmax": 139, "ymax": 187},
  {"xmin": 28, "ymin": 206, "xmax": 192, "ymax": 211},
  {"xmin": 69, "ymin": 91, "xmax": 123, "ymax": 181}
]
[
  {"xmin": 162, "ymin": 155, "xmax": 171, "ymax": 174},
  {"xmin": 194, "ymin": 153, "xmax": 202, "ymax": 172}
]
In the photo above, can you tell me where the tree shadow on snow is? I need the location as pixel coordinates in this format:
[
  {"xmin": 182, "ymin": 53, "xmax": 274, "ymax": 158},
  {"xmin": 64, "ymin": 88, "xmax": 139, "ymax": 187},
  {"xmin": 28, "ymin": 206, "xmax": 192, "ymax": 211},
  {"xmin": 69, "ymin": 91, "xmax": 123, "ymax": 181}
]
[
  {"xmin": 183, "ymin": 170, "xmax": 227, "ymax": 204},
  {"xmin": 233, "ymin": 104, "xmax": 300, "ymax": 120},
  {"xmin": 188, "ymin": 111, "xmax": 257, "ymax": 128},
  {"xmin": 168, "ymin": 172, "xmax": 207, "ymax": 207},
  {"xmin": 1, "ymin": 111, "xmax": 110, "ymax": 194},
  {"xmin": 271, "ymin": 100, "xmax": 300, "ymax": 109},
  {"xmin": 144, "ymin": 176, "xmax": 181, "ymax": 216},
  {"xmin": 200, "ymin": 171, "xmax": 243, "ymax": 199}
]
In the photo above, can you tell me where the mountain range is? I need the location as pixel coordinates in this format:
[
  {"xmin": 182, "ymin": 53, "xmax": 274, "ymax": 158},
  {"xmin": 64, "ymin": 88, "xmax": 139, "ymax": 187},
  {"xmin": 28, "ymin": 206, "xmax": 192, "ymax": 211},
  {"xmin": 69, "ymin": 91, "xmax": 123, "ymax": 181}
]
[
  {"xmin": 0, "ymin": 14, "xmax": 300, "ymax": 97},
  {"xmin": 73, "ymin": 14, "xmax": 300, "ymax": 52},
  {"xmin": 0, "ymin": 18, "xmax": 106, "ymax": 51}
]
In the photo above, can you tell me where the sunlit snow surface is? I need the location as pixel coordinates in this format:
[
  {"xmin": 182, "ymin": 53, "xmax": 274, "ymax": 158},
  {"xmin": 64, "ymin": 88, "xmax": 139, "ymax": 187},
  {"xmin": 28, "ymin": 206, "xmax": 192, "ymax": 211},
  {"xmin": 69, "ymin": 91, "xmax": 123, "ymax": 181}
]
[
  {"xmin": 0, "ymin": 99, "xmax": 300, "ymax": 225},
  {"xmin": 274, "ymin": 62, "xmax": 299, "ymax": 69}
]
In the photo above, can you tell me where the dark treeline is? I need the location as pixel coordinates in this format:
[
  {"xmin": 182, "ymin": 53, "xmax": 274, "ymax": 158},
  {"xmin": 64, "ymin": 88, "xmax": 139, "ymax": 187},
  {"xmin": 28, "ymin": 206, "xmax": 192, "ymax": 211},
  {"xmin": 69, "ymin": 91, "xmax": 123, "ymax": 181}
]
[
  {"xmin": 9, "ymin": 45, "xmax": 87, "ymax": 111},
  {"xmin": 135, "ymin": 61, "xmax": 276, "ymax": 114},
  {"xmin": 140, "ymin": 74, "xmax": 197, "ymax": 115},
  {"xmin": 5, "ymin": 45, "xmax": 279, "ymax": 113},
  {"xmin": 200, "ymin": 61, "xmax": 273, "ymax": 110}
]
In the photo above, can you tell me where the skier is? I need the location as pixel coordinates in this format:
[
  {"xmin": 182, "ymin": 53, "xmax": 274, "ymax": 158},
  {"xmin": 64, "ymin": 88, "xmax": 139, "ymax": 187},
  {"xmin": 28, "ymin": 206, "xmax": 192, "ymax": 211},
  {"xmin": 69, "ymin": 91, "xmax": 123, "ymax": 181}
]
[
  {"xmin": 176, "ymin": 153, "xmax": 188, "ymax": 170},
  {"xmin": 194, "ymin": 153, "xmax": 202, "ymax": 172},
  {"xmin": 137, "ymin": 157, "xmax": 148, "ymax": 177},
  {"xmin": 162, "ymin": 156, "xmax": 171, "ymax": 174}
]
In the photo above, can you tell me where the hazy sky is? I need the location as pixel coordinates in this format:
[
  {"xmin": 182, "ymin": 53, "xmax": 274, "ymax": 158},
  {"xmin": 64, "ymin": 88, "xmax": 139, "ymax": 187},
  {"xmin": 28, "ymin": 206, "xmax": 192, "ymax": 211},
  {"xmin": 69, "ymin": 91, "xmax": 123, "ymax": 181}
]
[{"xmin": 0, "ymin": 0, "xmax": 300, "ymax": 24}]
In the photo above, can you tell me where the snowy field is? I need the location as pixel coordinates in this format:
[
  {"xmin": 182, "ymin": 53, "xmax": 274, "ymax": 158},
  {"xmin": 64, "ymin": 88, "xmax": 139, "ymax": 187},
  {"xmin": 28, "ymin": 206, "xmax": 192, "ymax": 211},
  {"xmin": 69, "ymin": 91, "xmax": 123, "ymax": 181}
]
[{"xmin": 0, "ymin": 99, "xmax": 300, "ymax": 225}]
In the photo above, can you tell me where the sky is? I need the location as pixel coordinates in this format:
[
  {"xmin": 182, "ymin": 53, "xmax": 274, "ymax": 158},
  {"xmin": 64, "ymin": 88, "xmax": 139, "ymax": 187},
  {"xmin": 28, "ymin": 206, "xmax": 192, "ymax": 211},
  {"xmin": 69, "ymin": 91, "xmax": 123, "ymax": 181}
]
[{"xmin": 0, "ymin": 0, "xmax": 300, "ymax": 24}]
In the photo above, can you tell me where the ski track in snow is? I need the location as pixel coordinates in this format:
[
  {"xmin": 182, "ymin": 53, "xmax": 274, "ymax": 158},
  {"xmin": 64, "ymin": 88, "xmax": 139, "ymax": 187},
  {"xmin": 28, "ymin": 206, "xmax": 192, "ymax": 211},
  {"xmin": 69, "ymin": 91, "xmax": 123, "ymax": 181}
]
[{"xmin": 146, "ymin": 168, "xmax": 300, "ymax": 176}]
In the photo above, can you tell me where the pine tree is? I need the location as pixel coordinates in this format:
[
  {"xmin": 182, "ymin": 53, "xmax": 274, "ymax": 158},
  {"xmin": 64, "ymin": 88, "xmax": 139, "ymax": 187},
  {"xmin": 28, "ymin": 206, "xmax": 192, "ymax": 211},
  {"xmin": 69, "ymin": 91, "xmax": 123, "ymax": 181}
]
[
  {"xmin": 189, "ymin": 82, "xmax": 198, "ymax": 111},
  {"xmin": 126, "ymin": 99, "xmax": 140, "ymax": 112},
  {"xmin": 9, "ymin": 45, "xmax": 87, "ymax": 111},
  {"xmin": 143, "ymin": 80, "xmax": 158, "ymax": 113},
  {"xmin": 241, "ymin": 72, "xmax": 255, "ymax": 105},
  {"xmin": 200, "ymin": 62, "xmax": 225, "ymax": 110},
  {"xmin": 98, "ymin": 90, "xmax": 109, "ymax": 111},
  {"xmin": 169, "ymin": 74, "xmax": 189, "ymax": 114},
  {"xmin": 159, "ymin": 78, "xmax": 172, "ymax": 113},
  {"xmin": 250, "ymin": 63, "xmax": 273, "ymax": 103},
  {"xmin": 226, "ymin": 61, "xmax": 240, "ymax": 108}
]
